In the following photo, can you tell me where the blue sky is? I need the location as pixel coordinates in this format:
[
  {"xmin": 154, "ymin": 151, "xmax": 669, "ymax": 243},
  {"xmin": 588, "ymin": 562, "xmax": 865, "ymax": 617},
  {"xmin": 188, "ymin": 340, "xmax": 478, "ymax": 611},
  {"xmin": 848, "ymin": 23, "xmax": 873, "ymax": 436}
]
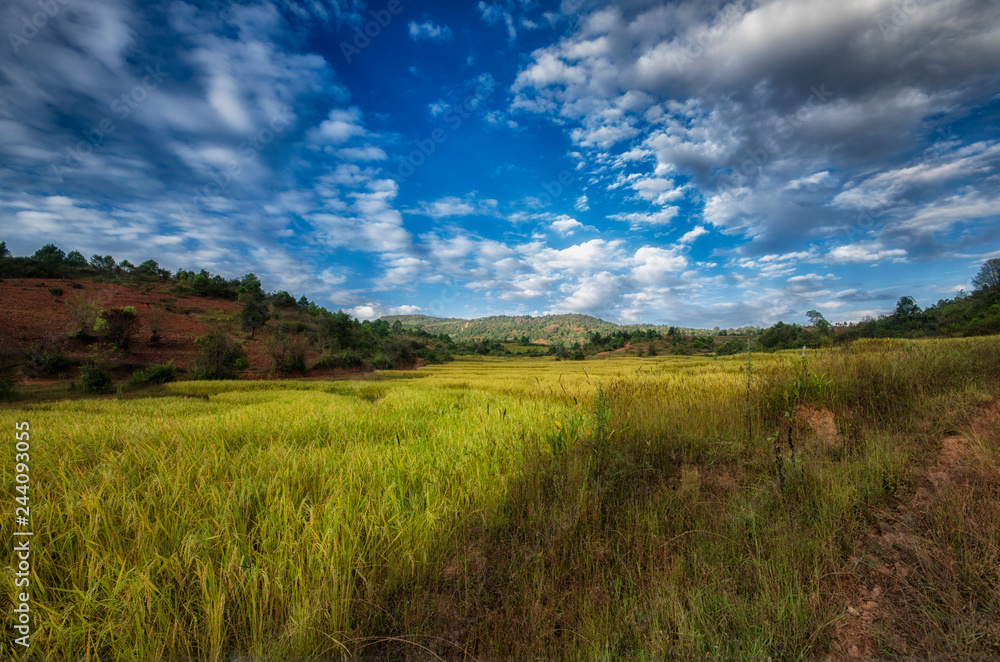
[{"xmin": 2, "ymin": 0, "xmax": 999, "ymax": 327}]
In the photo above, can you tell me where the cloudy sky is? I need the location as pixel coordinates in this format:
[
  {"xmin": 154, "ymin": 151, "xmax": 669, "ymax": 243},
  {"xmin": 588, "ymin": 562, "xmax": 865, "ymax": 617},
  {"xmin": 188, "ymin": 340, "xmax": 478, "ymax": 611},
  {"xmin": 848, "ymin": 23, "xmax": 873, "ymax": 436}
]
[{"xmin": 2, "ymin": 0, "xmax": 999, "ymax": 327}]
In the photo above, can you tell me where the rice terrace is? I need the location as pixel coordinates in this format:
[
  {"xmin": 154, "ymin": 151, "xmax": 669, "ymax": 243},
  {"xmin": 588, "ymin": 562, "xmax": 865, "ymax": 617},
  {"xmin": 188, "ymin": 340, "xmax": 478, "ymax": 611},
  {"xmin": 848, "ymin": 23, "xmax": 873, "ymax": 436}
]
[{"xmin": 3, "ymin": 0, "xmax": 1000, "ymax": 658}]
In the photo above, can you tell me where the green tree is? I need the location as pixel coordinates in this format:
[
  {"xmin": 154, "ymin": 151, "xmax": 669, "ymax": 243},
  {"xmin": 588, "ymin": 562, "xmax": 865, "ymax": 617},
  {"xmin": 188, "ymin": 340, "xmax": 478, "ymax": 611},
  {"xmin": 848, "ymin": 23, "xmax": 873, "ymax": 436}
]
[
  {"xmin": 972, "ymin": 258, "xmax": 1000, "ymax": 292},
  {"xmin": 270, "ymin": 290, "xmax": 297, "ymax": 309},
  {"xmin": 806, "ymin": 309, "xmax": 830, "ymax": 331},
  {"xmin": 135, "ymin": 259, "xmax": 168, "ymax": 279},
  {"xmin": 0, "ymin": 241, "xmax": 9, "ymax": 258},
  {"xmin": 237, "ymin": 273, "xmax": 263, "ymax": 301},
  {"xmin": 33, "ymin": 244, "xmax": 65, "ymax": 262},
  {"xmin": 95, "ymin": 306, "xmax": 139, "ymax": 351},
  {"xmin": 894, "ymin": 296, "xmax": 921, "ymax": 318},
  {"xmin": 90, "ymin": 254, "xmax": 116, "ymax": 271},
  {"xmin": 65, "ymin": 250, "xmax": 87, "ymax": 266},
  {"xmin": 241, "ymin": 295, "xmax": 270, "ymax": 339}
]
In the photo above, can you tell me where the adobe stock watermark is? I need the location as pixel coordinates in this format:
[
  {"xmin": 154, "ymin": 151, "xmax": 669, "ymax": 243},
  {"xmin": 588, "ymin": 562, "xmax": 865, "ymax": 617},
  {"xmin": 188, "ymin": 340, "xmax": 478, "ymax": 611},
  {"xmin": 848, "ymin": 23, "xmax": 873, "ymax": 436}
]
[
  {"xmin": 876, "ymin": 0, "xmax": 927, "ymax": 40},
  {"xmin": 340, "ymin": 0, "xmax": 414, "ymax": 63},
  {"xmin": 732, "ymin": 84, "xmax": 834, "ymax": 187},
  {"xmin": 390, "ymin": 77, "xmax": 496, "ymax": 181},
  {"xmin": 532, "ymin": 170, "xmax": 576, "ymax": 208},
  {"xmin": 7, "ymin": 0, "xmax": 73, "ymax": 54},
  {"xmin": 424, "ymin": 278, "xmax": 462, "ymax": 318},
  {"xmin": 178, "ymin": 111, "xmax": 290, "ymax": 220},
  {"xmin": 49, "ymin": 64, "xmax": 169, "ymax": 183}
]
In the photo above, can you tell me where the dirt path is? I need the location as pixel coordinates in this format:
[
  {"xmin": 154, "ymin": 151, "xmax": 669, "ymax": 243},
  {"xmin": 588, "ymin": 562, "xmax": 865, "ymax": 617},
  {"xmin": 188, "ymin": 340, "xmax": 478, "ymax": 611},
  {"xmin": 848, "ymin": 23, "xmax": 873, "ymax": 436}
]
[{"xmin": 825, "ymin": 402, "xmax": 999, "ymax": 660}]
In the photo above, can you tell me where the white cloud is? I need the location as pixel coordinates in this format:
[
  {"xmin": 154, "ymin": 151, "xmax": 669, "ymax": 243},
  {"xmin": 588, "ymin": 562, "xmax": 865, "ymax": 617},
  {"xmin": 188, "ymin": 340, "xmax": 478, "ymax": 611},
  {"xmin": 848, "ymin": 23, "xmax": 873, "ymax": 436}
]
[
  {"xmin": 551, "ymin": 215, "xmax": 583, "ymax": 235},
  {"xmin": 408, "ymin": 20, "xmax": 452, "ymax": 42},
  {"xmin": 608, "ymin": 207, "xmax": 678, "ymax": 228},
  {"xmin": 409, "ymin": 194, "xmax": 499, "ymax": 219},
  {"xmin": 631, "ymin": 246, "xmax": 687, "ymax": 285},
  {"xmin": 826, "ymin": 242, "xmax": 907, "ymax": 264},
  {"xmin": 315, "ymin": 108, "xmax": 366, "ymax": 144},
  {"xmin": 678, "ymin": 226, "xmax": 708, "ymax": 244}
]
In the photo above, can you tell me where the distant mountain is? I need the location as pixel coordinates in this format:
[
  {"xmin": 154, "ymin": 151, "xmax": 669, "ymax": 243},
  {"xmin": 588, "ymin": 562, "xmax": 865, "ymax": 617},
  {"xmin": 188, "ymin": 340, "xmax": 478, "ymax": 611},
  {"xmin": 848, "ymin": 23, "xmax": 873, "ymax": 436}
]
[{"xmin": 380, "ymin": 313, "xmax": 703, "ymax": 344}]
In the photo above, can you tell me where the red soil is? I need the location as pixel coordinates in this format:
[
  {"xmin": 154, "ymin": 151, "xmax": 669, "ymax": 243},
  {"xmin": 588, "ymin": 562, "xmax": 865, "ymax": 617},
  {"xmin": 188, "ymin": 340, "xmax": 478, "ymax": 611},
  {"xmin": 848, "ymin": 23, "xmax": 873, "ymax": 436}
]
[{"xmin": 0, "ymin": 278, "xmax": 364, "ymax": 378}]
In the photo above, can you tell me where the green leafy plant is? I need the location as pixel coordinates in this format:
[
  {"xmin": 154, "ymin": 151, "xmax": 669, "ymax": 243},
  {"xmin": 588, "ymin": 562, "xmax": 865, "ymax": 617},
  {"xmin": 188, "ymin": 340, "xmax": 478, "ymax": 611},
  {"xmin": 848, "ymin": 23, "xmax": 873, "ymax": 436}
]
[{"xmin": 545, "ymin": 416, "xmax": 591, "ymax": 457}]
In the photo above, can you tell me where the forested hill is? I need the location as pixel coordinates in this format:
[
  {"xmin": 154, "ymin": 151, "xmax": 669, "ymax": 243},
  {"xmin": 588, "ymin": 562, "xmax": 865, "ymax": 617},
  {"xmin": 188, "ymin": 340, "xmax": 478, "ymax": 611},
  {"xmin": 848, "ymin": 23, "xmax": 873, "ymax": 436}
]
[{"xmin": 379, "ymin": 313, "xmax": 706, "ymax": 344}]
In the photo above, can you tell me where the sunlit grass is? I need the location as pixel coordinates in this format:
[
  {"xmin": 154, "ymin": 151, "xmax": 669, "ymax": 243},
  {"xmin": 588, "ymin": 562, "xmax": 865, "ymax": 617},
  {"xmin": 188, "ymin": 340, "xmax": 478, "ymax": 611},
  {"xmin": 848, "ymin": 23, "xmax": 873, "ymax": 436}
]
[{"xmin": 2, "ymin": 337, "xmax": 999, "ymax": 658}]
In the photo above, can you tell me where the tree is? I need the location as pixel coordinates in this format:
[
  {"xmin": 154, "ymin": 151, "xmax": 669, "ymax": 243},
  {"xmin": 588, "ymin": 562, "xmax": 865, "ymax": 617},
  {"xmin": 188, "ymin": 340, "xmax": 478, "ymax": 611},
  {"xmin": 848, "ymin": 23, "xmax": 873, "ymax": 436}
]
[
  {"xmin": 240, "ymin": 295, "xmax": 269, "ymax": 339},
  {"xmin": 193, "ymin": 328, "xmax": 248, "ymax": 379},
  {"xmin": 391, "ymin": 320, "xmax": 405, "ymax": 334},
  {"xmin": 972, "ymin": 258, "xmax": 1000, "ymax": 292},
  {"xmin": 33, "ymin": 244, "xmax": 65, "ymax": 263},
  {"xmin": 0, "ymin": 241, "xmax": 10, "ymax": 258},
  {"xmin": 90, "ymin": 254, "xmax": 116, "ymax": 271},
  {"xmin": 95, "ymin": 306, "xmax": 139, "ymax": 351},
  {"xmin": 65, "ymin": 250, "xmax": 87, "ymax": 267},
  {"xmin": 806, "ymin": 309, "xmax": 830, "ymax": 331},
  {"xmin": 237, "ymin": 273, "xmax": 263, "ymax": 301},
  {"xmin": 894, "ymin": 296, "xmax": 921, "ymax": 318},
  {"xmin": 270, "ymin": 290, "xmax": 298, "ymax": 309},
  {"xmin": 135, "ymin": 259, "xmax": 169, "ymax": 279}
]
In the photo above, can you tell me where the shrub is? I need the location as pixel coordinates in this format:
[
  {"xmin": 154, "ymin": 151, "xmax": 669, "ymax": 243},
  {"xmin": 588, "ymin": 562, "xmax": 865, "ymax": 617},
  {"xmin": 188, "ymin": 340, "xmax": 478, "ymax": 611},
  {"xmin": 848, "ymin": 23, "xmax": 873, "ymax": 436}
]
[
  {"xmin": 81, "ymin": 363, "xmax": 113, "ymax": 393},
  {"xmin": 192, "ymin": 328, "xmax": 248, "ymax": 379},
  {"xmin": 127, "ymin": 362, "xmax": 177, "ymax": 388},
  {"xmin": 24, "ymin": 338, "xmax": 71, "ymax": 377},
  {"xmin": 0, "ymin": 373, "xmax": 18, "ymax": 402},
  {"xmin": 267, "ymin": 334, "xmax": 307, "ymax": 375},
  {"xmin": 48, "ymin": 287, "xmax": 64, "ymax": 296},
  {"xmin": 95, "ymin": 306, "xmax": 139, "ymax": 351},
  {"xmin": 313, "ymin": 349, "xmax": 365, "ymax": 370}
]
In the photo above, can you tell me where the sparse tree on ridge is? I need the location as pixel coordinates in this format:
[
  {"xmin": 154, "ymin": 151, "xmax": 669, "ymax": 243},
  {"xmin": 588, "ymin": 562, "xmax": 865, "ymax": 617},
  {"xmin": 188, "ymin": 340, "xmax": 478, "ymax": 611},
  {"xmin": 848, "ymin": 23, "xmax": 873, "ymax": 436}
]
[
  {"xmin": 806, "ymin": 309, "xmax": 830, "ymax": 331},
  {"xmin": 33, "ymin": 244, "xmax": 65, "ymax": 262},
  {"xmin": 894, "ymin": 296, "xmax": 921, "ymax": 318},
  {"xmin": 972, "ymin": 258, "xmax": 1000, "ymax": 292},
  {"xmin": 65, "ymin": 250, "xmax": 87, "ymax": 266}
]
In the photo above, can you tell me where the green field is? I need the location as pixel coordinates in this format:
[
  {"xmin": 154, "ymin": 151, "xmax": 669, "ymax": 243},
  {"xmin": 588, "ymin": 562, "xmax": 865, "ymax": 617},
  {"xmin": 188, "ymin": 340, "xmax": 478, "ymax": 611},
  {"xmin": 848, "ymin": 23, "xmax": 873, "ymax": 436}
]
[{"xmin": 3, "ymin": 339, "xmax": 1000, "ymax": 659}]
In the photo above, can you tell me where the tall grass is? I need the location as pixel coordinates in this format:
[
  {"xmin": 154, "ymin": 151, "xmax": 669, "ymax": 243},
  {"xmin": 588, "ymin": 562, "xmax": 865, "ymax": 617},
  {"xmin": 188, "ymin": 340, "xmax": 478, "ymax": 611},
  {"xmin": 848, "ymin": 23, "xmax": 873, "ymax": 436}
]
[{"xmin": 2, "ymin": 339, "xmax": 1000, "ymax": 658}]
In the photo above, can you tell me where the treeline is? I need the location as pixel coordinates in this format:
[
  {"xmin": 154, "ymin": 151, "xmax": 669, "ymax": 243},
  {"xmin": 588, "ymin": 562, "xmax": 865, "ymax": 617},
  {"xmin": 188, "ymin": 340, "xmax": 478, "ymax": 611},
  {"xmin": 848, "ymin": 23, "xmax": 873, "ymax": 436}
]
[{"xmin": 717, "ymin": 259, "xmax": 1000, "ymax": 354}]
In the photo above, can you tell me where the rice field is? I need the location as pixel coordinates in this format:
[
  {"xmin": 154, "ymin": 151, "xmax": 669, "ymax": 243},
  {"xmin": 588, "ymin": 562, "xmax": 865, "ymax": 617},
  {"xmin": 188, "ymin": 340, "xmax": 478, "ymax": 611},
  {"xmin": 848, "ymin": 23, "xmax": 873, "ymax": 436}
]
[{"xmin": 2, "ymin": 338, "xmax": 1000, "ymax": 659}]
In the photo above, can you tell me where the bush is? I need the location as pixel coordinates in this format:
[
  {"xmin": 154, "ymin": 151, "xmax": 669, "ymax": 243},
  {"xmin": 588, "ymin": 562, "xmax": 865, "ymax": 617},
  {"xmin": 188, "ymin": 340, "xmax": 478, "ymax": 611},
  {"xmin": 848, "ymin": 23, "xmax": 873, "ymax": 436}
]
[
  {"xmin": 192, "ymin": 328, "xmax": 248, "ymax": 380},
  {"xmin": 0, "ymin": 373, "xmax": 18, "ymax": 402},
  {"xmin": 715, "ymin": 338, "xmax": 748, "ymax": 356},
  {"xmin": 267, "ymin": 334, "xmax": 307, "ymax": 375},
  {"xmin": 127, "ymin": 362, "xmax": 177, "ymax": 388},
  {"xmin": 24, "ymin": 338, "xmax": 71, "ymax": 377},
  {"xmin": 313, "ymin": 349, "xmax": 365, "ymax": 370},
  {"xmin": 48, "ymin": 287, "xmax": 64, "ymax": 297},
  {"xmin": 81, "ymin": 363, "xmax": 113, "ymax": 393},
  {"xmin": 95, "ymin": 306, "xmax": 139, "ymax": 351}
]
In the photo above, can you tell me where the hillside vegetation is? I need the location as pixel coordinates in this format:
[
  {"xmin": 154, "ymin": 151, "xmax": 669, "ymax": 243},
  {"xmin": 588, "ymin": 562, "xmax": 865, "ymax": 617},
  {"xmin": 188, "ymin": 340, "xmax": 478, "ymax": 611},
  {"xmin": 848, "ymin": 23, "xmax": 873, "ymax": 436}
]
[{"xmin": 380, "ymin": 313, "xmax": 694, "ymax": 344}]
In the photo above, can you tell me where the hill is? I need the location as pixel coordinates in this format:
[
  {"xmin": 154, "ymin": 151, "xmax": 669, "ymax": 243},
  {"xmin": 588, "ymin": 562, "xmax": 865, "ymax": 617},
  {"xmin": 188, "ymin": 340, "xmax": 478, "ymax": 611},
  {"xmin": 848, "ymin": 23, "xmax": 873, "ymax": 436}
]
[{"xmin": 380, "ymin": 313, "xmax": 706, "ymax": 344}]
